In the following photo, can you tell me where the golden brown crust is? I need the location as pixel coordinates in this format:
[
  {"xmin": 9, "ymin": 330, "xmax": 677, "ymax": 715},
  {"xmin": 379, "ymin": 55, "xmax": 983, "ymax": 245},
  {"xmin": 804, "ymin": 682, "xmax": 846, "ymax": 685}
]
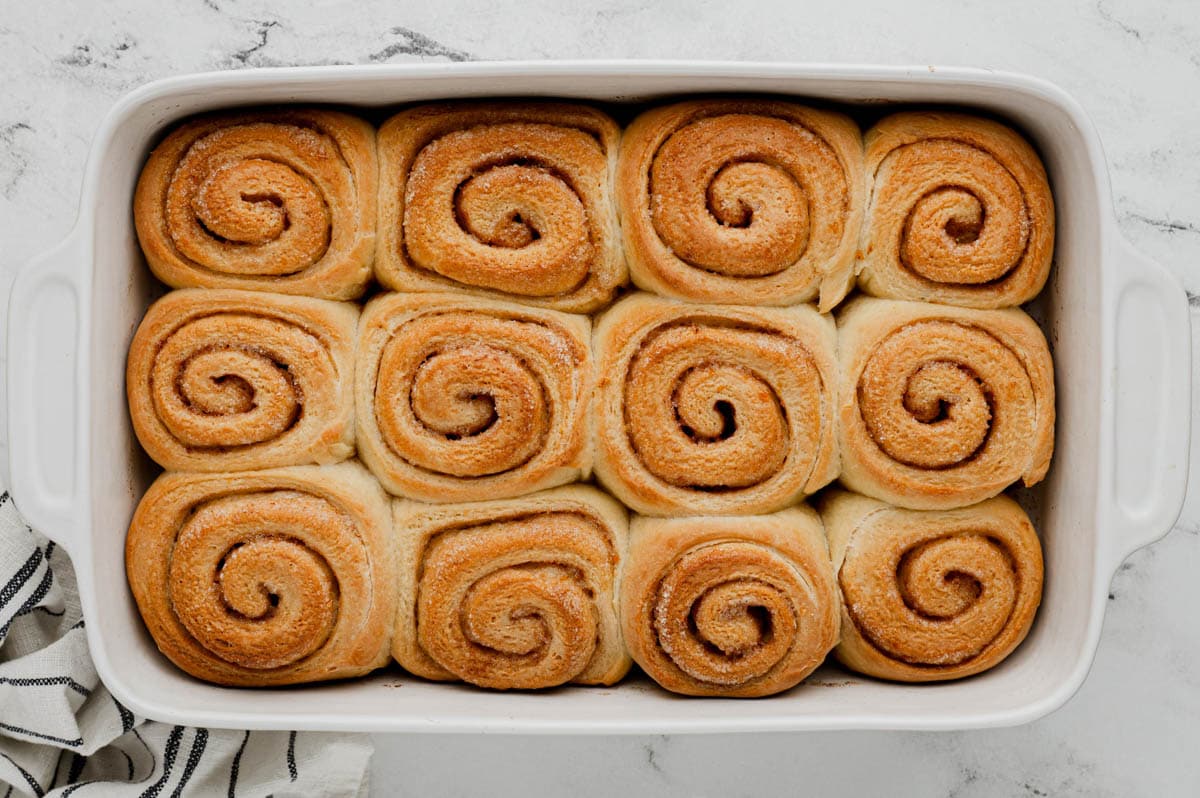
[
  {"xmin": 836, "ymin": 296, "xmax": 1055, "ymax": 509},
  {"xmin": 133, "ymin": 109, "xmax": 377, "ymax": 299},
  {"xmin": 618, "ymin": 99, "xmax": 864, "ymax": 310},
  {"xmin": 820, "ymin": 489, "xmax": 1043, "ymax": 681},
  {"xmin": 620, "ymin": 506, "xmax": 839, "ymax": 697},
  {"xmin": 858, "ymin": 112, "xmax": 1054, "ymax": 308},
  {"xmin": 376, "ymin": 102, "xmax": 626, "ymax": 312},
  {"xmin": 126, "ymin": 289, "xmax": 358, "ymax": 472},
  {"xmin": 392, "ymin": 485, "xmax": 630, "ymax": 689},
  {"xmin": 356, "ymin": 292, "xmax": 593, "ymax": 502},
  {"xmin": 125, "ymin": 462, "xmax": 396, "ymax": 686},
  {"xmin": 593, "ymin": 293, "xmax": 838, "ymax": 516}
]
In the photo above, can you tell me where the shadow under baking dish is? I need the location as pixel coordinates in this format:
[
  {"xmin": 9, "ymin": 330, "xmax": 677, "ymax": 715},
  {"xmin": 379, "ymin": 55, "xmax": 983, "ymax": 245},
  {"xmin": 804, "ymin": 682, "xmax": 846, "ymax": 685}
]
[{"xmin": 53, "ymin": 62, "xmax": 1169, "ymax": 733}]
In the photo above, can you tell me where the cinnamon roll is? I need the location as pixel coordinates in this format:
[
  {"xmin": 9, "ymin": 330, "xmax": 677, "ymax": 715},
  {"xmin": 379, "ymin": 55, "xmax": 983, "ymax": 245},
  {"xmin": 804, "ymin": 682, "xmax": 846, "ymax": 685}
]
[
  {"xmin": 858, "ymin": 112, "xmax": 1054, "ymax": 308},
  {"xmin": 618, "ymin": 99, "xmax": 864, "ymax": 311},
  {"xmin": 127, "ymin": 289, "xmax": 357, "ymax": 472},
  {"xmin": 356, "ymin": 293, "xmax": 593, "ymax": 503},
  {"xmin": 134, "ymin": 109, "xmax": 377, "ymax": 300},
  {"xmin": 593, "ymin": 293, "xmax": 838, "ymax": 516},
  {"xmin": 820, "ymin": 489, "xmax": 1043, "ymax": 681},
  {"xmin": 621, "ymin": 506, "xmax": 839, "ymax": 697},
  {"xmin": 125, "ymin": 462, "xmax": 396, "ymax": 686},
  {"xmin": 377, "ymin": 102, "xmax": 625, "ymax": 312},
  {"xmin": 393, "ymin": 486, "xmax": 630, "ymax": 690},
  {"xmin": 837, "ymin": 296, "xmax": 1055, "ymax": 509}
]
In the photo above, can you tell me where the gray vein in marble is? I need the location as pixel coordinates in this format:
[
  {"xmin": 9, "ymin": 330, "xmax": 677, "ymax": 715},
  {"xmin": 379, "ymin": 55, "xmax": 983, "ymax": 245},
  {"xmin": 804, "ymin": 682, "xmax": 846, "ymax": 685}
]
[
  {"xmin": 368, "ymin": 26, "xmax": 474, "ymax": 63},
  {"xmin": 1095, "ymin": 0, "xmax": 1144, "ymax": 42},
  {"xmin": 1127, "ymin": 212, "xmax": 1200, "ymax": 236},
  {"xmin": 56, "ymin": 36, "xmax": 135, "ymax": 70},
  {"xmin": 0, "ymin": 122, "xmax": 34, "ymax": 200},
  {"xmin": 228, "ymin": 18, "xmax": 281, "ymax": 66}
]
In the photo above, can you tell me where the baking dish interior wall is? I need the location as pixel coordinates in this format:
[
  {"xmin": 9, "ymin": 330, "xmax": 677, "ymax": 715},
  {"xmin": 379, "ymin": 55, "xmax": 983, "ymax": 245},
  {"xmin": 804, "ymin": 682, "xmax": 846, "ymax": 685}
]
[{"xmin": 85, "ymin": 70, "xmax": 1097, "ymax": 726}]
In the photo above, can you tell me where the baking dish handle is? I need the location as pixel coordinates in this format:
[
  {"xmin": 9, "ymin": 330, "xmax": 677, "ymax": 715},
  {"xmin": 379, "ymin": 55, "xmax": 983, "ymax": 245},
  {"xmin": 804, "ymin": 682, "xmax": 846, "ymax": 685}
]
[
  {"xmin": 1105, "ymin": 235, "xmax": 1191, "ymax": 571},
  {"xmin": 6, "ymin": 230, "xmax": 87, "ymax": 552}
]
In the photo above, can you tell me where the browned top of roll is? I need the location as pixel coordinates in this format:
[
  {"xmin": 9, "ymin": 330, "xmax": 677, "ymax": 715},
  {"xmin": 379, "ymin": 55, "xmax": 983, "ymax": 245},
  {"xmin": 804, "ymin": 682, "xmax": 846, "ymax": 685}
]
[
  {"xmin": 858, "ymin": 112, "xmax": 1054, "ymax": 308},
  {"xmin": 134, "ymin": 109, "xmax": 377, "ymax": 300},
  {"xmin": 620, "ymin": 507, "xmax": 839, "ymax": 697},
  {"xmin": 392, "ymin": 485, "xmax": 630, "ymax": 690},
  {"xmin": 618, "ymin": 99, "xmax": 864, "ymax": 310},
  {"xmin": 356, "ymin": 292, "xmax": 593, "ymax": 503},
  {"xmin": 126, "ymin": 289, "xmax": 358, "ymax": 472},
  {"xmin": 593, "ymin": 293, "xmax": 839, "ymax": 516},
  {"xmin": 821, "ymin": 489, "xmax": 1043, "ymax": 682},
  {"xmin": 836, "ymin": 296, "xmax": 1055, "ymax": 510},
  {"xmin": 124, "ymin": 463, "xmax": 396, "ymax": 686},
  {"xmin": 377, "ymin": 102, "xmax": 626, "ymax": 312}
]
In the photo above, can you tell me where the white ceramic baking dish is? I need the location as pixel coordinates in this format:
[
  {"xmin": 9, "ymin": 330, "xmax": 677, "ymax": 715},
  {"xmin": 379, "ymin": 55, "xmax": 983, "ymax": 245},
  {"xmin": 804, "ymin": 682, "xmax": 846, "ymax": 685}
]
[{"xmin": 6, "ymin": 61, "xmax": 1190, "ymax": 733}]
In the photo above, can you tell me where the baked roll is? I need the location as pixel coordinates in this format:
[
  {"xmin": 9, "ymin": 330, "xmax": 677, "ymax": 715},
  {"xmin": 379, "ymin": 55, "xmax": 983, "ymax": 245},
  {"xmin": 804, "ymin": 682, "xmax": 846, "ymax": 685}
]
[
  {"xmin": 356, "ymin": 292, "xmax": 593, "ymax": 503},
  {"xmin": 618, "ymin": 99, "xmax": 864, "ymax": 311},
  {"xmin": 127, "ymin": 289, "xmax": 357, "ymax": 472},
  {"xmin": 621, "ymin": 507, "xmax": 839, "ymax": 697},
  {"xmin": 858, "ymin": 112, "xmax": 1054, "ymax": 308},
  {"xmin": 392, "ymin": 486, "xmax": 630, "ymax": 690},
  {"xmin": 377, "ymin": 102, "xmax": 625, "ymax": 312},
  {"xmin": 134, "ymin": 109, "xmax": 376, "ymax": 300},
  {"xmin": 820, "ymin": 489, "xmax": 1043, "ymax": 682},
  {"xmin": 593, "ymin": 293, "xmax": 838, "ymax": 516},
  {"xmin": 837, "ymin": 296, "xmax": 1054, "ymax": 510},
  {"xmin": 125, "ymin": 462, "xmax": 396, "ymax": 686}
]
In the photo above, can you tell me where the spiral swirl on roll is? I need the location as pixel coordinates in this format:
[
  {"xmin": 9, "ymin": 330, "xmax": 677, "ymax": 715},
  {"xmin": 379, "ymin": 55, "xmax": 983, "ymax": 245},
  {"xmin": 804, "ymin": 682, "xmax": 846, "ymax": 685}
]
[
  {"xmin": 133, "ymin": 109, "xmax": 377, "ymax": 300},
  {"xmin": 124, "ymin": 463, "xmax": 396, "ymax": 686},
  {"xmin": 377, "ymin": 103, "xmax": 626, "ymax": 312},
  {"xmin": 618, "ymin": 100, "xmax": 864, "ymax": 310},
  {"xmin": 621, "ymin": 508, "xmax": 838, "ymax": 697},
  {"xmin": 858, "ymin": 112, "xmax": 1055, "ymax": 308},
  {"xmin": 837, "ymin": 297, "xmax": 1055, "ymax": 510},
  {"xmin": 392, "ymin": 486, "xmax": 630, "ymax": 689},
  {"xmin": 356, "ymin": 293, "xmax": 592, "ymax": 503},
  {"xmin": 126, "ymin": 289, "xmax": 357, "ymax": 472},
  {"xmin": 593, "ymin": 294, "xmax": 838, "ymax": 516},
  {"xmin": 820, "ymin": 490, "xmax": 1043, "ymax": 681}
]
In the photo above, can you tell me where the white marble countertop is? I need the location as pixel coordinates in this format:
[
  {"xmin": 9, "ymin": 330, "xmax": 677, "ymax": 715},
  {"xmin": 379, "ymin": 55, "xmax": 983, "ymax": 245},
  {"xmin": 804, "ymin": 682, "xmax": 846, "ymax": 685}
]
[{"xmin": 2, "ymin": 1, "xmax": 1198, "ymax": 795}]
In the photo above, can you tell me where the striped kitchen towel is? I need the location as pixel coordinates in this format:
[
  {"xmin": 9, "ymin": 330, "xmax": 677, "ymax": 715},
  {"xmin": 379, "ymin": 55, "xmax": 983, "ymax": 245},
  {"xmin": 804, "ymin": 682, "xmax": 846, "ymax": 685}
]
[{"xmin": 0, "ymin": 491, "xmax": 373, "ymax": 797}]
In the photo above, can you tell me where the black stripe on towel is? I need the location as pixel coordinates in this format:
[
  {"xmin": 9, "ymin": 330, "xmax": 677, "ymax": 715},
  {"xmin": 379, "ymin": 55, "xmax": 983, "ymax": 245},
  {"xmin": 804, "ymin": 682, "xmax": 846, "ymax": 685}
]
[
  {"xmin": 0, "ymin": 548, "xmax": 43, "ymax": 611},
  {"xmin": 138, "ymin": 725, "xmax": 183, "ymax": 798},
  {"xmin": 0, "ymin": 751, "xmax": 45, "ymax": 797},
  {"xmin": 0, "ymin": 565, "xmax": 53, "ymax": 639},
  {"xmin": 115, "ymin": 696, "xmax": 136, "ymax": 733},
  {"xmin": 0, "ymin": 675, "xmax": 91, "ymax": 697},
  {"xmin": 0, "ymin": 720, "xmax": 83, "ymax": 747},
  {"xmin": 286, "ymin": 731, "xmax": 297, "ymax": 781},
  {"xmin": 227, "ymin": 730, "xmax": 251, "ymax": 798},
  {"xmin": 169, "ymin": 728, "xmax": 208, "ymax": 798},
  {"xmin": 66, "ymin": 753, "xmax": 86, "ymax": 784}
]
